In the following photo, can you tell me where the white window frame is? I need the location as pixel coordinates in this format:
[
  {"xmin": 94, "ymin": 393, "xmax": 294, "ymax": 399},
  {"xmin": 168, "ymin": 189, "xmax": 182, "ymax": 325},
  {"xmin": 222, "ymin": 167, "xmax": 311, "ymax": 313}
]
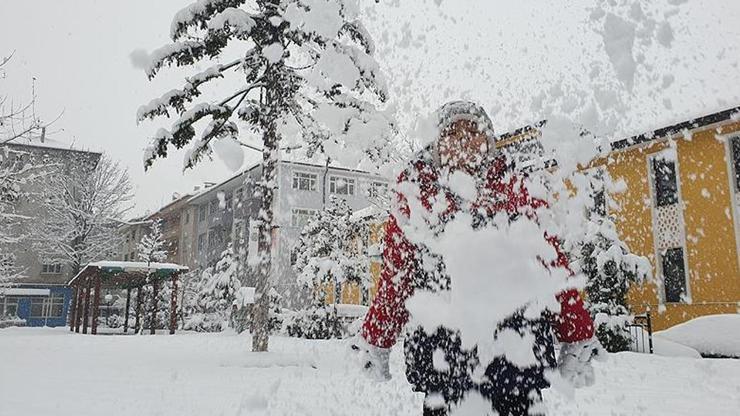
[
  {"xmin": 329, "ymin": 175, "xmax": 356, "ymax": 196},
  {"xmin": 290, "ymin": 208, "xmax": 317, "ymax": 228},
  {"xmin": 292, "ymin": 171, "xmax": 318, "ymax": 192},
  {"xmin": 720, "ymin": 133, "xmax": 740, "ymax": 269},
  {"xmin": 367, "ymin": 181, "xmax": 389, "ymax": 198},
  {"xmin": 646, "ymin": 149, "xmax": 691, "ymax": 303}
]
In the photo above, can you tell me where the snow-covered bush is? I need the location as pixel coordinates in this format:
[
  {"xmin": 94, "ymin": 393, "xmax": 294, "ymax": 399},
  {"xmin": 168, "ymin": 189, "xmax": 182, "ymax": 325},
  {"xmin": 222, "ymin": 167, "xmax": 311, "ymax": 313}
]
[
  {"xmin": 184, "ymin": 244, "xmax": 241, "ymax": 332},
  {"xmin": 283, "ymin": 302, "xmax": 343, "ymax": 340},
  {"xmin": 573, "ymin": 213, "xmax": 651, "ymax": 352}
]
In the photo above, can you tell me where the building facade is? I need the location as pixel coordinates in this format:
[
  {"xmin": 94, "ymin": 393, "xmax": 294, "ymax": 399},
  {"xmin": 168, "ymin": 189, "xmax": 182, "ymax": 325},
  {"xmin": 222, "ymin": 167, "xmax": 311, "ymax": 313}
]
[
  {"xmin": 499, "ymin": 106, "xmax": 740, "ymax": 330},
  {"xmin": 122, "ymin": 160, "xmax": 389, "ymax": 309},
  {"xmin": 0, "ymin": 141, "xmax": 101, "ymax": 327},
  {"xmin": 605, "ymin": 107, "xmax": 740, "ymax": 330}
]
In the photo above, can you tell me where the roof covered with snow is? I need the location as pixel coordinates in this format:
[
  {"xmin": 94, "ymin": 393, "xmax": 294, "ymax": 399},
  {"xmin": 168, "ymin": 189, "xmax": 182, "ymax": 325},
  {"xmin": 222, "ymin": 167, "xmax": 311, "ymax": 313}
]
[{"xmin": 68, "ymin": 261, "xmax": 189, "ymax": 287}]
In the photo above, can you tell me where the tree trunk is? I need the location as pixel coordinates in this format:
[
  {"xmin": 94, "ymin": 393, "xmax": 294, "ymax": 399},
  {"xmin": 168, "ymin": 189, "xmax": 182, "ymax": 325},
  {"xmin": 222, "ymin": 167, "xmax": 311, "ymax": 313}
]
[
  {"xmin": 251, "ymin": 132, "xmax": 278, "ymax": 352},
  {"xmin": 251, "ymin": 63, "xmax": 281, "ymax": 352}
]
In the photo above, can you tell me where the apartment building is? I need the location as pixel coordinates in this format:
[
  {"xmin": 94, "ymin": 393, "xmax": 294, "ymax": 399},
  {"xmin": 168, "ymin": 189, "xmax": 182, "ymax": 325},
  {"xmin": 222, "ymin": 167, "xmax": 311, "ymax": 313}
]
[
  {"xmin": 0, "ymin": 140, "xmax": 101, "ymax": 327},
  {"xmin": 184, "ymin": 160, "xmax": 389, "ymax": 307}
]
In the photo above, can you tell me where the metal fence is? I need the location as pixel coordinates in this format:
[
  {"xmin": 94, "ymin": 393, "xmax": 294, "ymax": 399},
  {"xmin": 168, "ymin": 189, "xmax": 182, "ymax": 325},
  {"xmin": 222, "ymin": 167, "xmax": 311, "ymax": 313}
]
[{"xmin": 628, "ymin": 312, "xmax": 654, "ymax": 354}]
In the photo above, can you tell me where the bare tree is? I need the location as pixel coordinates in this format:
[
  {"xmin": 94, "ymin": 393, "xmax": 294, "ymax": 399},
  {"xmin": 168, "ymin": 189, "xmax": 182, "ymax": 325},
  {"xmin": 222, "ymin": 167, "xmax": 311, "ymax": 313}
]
[
  {"xmin": 31, "ymin": 154, "xmax": 134, "ymax": 275},
  {"xmin": 0, "ymin": 52, "xmax": 60, "ymax": 145}
]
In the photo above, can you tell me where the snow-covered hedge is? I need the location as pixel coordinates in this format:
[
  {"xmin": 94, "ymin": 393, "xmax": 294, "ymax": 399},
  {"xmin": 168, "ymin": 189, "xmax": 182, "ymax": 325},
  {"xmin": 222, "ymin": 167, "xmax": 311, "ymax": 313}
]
[
  {"xmin": 655, "ymin": 314, "xmax": 740, "ymax": 358},
  {"xmin": 282, "ymin": 304, "xmax": 367, "ymax": 340}
]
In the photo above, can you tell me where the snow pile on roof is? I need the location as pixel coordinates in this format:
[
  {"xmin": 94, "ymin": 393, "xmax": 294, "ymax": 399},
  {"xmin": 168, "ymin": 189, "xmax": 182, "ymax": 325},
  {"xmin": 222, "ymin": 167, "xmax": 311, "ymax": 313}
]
[
  {"xmin": 87, "ymin": 261, "xmax": 189, "ymax": 271},
  {"xmin": 655, "ymin": 314, "xmax": 740, "ymax": 358}
]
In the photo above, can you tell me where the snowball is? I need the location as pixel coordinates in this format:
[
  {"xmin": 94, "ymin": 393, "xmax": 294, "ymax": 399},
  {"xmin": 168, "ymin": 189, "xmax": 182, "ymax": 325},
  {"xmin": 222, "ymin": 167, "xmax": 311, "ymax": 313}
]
[
  {"xmin": 211, "ymin": 136, "xmax": 244, "ymax": 171},
  {"xmin": 262, "ymin": 43, "xmax": 285, "ymax": 64}
]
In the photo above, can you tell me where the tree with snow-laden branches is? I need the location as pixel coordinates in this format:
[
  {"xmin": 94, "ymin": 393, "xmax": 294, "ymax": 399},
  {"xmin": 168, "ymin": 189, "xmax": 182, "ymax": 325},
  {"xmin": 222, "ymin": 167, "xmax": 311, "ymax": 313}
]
[
  {"xmin": 569, "ymin": 177, "xmax": 651, "ymax": 352},
  {"xmin": 0, "ymin": 146, "xmax": 48, "ymax": 284},
  {"xmin": 137, "ymin": 218, "xmax": 168, "ymax": 264},
  {"xmin": 185, "ymin": 243, "xmax": 241, "ymax": 332},
  {"xmin": 293, "ymin": 195, "xmax": 370, "ymax": 305},
  {"xmin": 31, "ymin": 154, "xmax": 133, "ymax": 276},
  {"xmin": 138, "ymin": 0, "xmax": 392, "ymax": 351}
]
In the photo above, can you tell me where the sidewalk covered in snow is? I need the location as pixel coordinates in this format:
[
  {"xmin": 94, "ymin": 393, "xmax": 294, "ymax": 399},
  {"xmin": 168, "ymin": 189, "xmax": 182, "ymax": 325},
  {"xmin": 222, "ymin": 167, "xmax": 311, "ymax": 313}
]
[{"xmin": 67, "ymin": 261, "xmax": 188, "ymax": 335}]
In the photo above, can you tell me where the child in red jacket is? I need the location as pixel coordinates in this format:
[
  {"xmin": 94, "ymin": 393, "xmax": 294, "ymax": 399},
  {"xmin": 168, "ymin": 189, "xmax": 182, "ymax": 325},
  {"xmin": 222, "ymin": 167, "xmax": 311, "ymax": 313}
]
[{"xmin": 353, "ymin": 101, "xmax": 603, "ymax": 416}]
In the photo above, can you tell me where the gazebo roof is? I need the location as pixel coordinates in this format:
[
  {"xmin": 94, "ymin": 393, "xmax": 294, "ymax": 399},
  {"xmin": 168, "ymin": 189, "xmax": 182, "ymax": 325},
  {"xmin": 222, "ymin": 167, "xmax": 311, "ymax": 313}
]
[{"xmin": 68, "ymin": 261, "xmax": 189, "ymax": 289}]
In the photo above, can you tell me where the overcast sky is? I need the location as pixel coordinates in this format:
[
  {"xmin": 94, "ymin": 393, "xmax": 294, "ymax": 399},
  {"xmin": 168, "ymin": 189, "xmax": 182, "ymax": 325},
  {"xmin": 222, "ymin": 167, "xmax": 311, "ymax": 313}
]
[{"xmin": 1, "ymin": 0, "xmax": 739, "ymax": 216}]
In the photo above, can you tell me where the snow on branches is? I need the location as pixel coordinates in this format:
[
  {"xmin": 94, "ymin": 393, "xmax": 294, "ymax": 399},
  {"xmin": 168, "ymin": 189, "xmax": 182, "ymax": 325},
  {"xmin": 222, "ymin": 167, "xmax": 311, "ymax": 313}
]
[
  {"xmin": 31, "ymin": 154, "xmax": 133, "ymax": 275},
  {"xmin": 292, "ymin": 195, "xmax": 371, "ymax": 304},
  {"xmin": 138, "ymin": 0, "xmax": 393, "ymax": 171},
  {"xmin": 137, "ymin": 218, "xmax": 168, "ymax": 264}
]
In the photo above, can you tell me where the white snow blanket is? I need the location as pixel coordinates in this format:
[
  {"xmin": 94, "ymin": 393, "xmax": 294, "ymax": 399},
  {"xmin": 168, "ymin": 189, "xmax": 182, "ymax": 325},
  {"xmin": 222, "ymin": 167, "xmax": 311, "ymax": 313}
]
[
  {"xmin": 2, "ymin": 328, "xmax": 740, "ymax": 415},
  {"xmin": 655, "ymin": 314, "xmax": 740, "ymax": 358}
]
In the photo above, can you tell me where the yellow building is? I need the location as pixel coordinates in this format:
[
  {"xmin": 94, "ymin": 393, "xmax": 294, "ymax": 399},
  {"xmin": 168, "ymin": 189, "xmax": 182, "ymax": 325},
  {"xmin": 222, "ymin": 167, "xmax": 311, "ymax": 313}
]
[
  {"xmin": 604, "ymin": 107, "xmax": 740, "ymax": 330},
  {"xmin": 500, "ymin": 107, "xmax": 740, "ymax": 330}
]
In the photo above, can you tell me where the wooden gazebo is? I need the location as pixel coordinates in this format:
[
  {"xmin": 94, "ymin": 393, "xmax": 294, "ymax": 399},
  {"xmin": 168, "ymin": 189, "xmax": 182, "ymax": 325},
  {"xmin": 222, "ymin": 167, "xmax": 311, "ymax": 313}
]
[{"xmin": 67, "ymin": 261, "xmax": 188, "ymax": 335}]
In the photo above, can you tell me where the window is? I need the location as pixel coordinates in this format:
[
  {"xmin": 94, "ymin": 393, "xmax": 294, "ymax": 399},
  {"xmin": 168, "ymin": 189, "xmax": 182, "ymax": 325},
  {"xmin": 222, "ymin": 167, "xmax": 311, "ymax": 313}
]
[
  {"xmin": 662, "ymin": 247, "xmax": 687, "ymax": 303},
  {"xmin": 225, "ymin": 191, "xmax": 233, "ymax": 211},
  {"xmin": 132, "ymin": 229, "xmax": 137, "ymax": 240},
  {"xmin": 30, "ymin": 295, "xmax": 64, "ymax": 318},
  {"xmin": 124, "ymin": 254, "xmax": 129, "ymax": 261},
  {"xmin": 0, "ymin": 296, "xmax": 19, "ymax": 317},
  {"xmin": 731, "ymin": 136, "xmax": 740, "ymax": 191},
  {"xmin": 591, "ymin": 188, "xmax": 606, "ymax": 217},
  {"xmin": 184, "ymin": 212, "xmax": 190, "ymax": 224},
  {"xmin": 130, "ymin": 251, "xmax": 135, "ymax": 261},
  {"xmin": 652, "ymin": 157, "xmax": 679, "ymax": 207},
  {"xmin": 330, "ymin": 176, "xmax": 355, "ymax": 195},
  {"xmin": 198, "ymin": 205, "xmax": 207, "ymax": 222},
  {"xmin": 236, "ymin": 187, "xmax": 244, "ymax": 202},
  {"xmin": 198, "ymin": 233, "xmax": 206, "ymax": 252},
  {"xmin": 41, "ymin": 263, "xmax": 62, "ymax": 274},
  {"xmin": 293, "ymin": 172, "xmax": 318, "ymax": 191},
  {"xmin": 291, "ymin": 208, "xmax": 317, "ymax": 228},
  {"xmin": 209, "ymin": 199, "xmax": 219, "ymax": 215},
  {"xmin": 368, "ymin": 181, "xmax": 388, "ymax": 198}
]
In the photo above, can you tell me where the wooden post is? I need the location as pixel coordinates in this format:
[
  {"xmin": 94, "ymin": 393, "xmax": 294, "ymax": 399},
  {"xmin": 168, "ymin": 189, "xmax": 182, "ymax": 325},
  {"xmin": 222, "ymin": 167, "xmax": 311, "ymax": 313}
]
[
  {"xmin": 134, "ymin": 287, "xmax": 142, "ymax": 334},
  {"xmin": 169, "ymin": 274, "xmax": 178, "ymax": 335},
  {"xmin": 123, "ymin": 287, "xmax": 132, "ymax": 333},
  {"xmin": 91, "ymin": 275, "xmax": 102, "ymax": 335},
  {"xmin": 69, "ymin": 285, "xmax": 79, "ymax": 332},
  {"xmin": 82, "ymin": 278, "xmax": 92, "ymax": 334},
  {"xmin": 150, "ymin": 279, "xmax": 159, "ymax": 335},
  {"xmin": 74, "ymin": 285, "xmax": 83, "ymax": 333}
]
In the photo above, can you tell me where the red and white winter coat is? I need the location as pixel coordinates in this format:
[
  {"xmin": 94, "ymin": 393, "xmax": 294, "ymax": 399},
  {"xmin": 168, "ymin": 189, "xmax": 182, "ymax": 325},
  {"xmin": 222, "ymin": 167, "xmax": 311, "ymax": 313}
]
[{"xmin": 361, "ymin": 155, "xmax": 595, "ymax": 349}]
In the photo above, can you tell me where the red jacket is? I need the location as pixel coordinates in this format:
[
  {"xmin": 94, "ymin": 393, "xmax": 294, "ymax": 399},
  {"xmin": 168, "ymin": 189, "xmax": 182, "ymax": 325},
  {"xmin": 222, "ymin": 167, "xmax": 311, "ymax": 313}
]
[{"xmin": 361, "ymin": 157, "xmax": 594, "ymax": 349}]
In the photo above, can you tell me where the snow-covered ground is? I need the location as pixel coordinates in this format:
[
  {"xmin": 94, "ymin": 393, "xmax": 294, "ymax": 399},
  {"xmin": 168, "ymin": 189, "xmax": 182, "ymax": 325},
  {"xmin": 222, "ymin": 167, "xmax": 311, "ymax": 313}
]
[{"xmin": 1, "ymin": 328, "xmax": 739, "ymax": 416}]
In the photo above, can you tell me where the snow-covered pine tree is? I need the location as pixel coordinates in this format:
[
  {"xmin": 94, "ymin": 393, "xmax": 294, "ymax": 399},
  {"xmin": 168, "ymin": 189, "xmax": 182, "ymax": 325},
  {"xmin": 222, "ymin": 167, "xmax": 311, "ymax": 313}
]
[
  {"xmin": 573, "ymin": 180, "xmax": 651, "ymax": 352},
  {"xmin": 136, "ymin": 218, "xmax": 171, "ymax": 332},
  {"xmin": 293, "ymin": 195, "xmax": 371, "ymax": 305},
  {"xmin": 138, "ymin": 0, "xmax": 391, "ymax": 351},
  {"xmin": 137, "ymin": 218, "xmax": 168, "ymax": 264},
  {"xmin": 185, "ymin": 243, "xmax": 241, "ymax": 332}
]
